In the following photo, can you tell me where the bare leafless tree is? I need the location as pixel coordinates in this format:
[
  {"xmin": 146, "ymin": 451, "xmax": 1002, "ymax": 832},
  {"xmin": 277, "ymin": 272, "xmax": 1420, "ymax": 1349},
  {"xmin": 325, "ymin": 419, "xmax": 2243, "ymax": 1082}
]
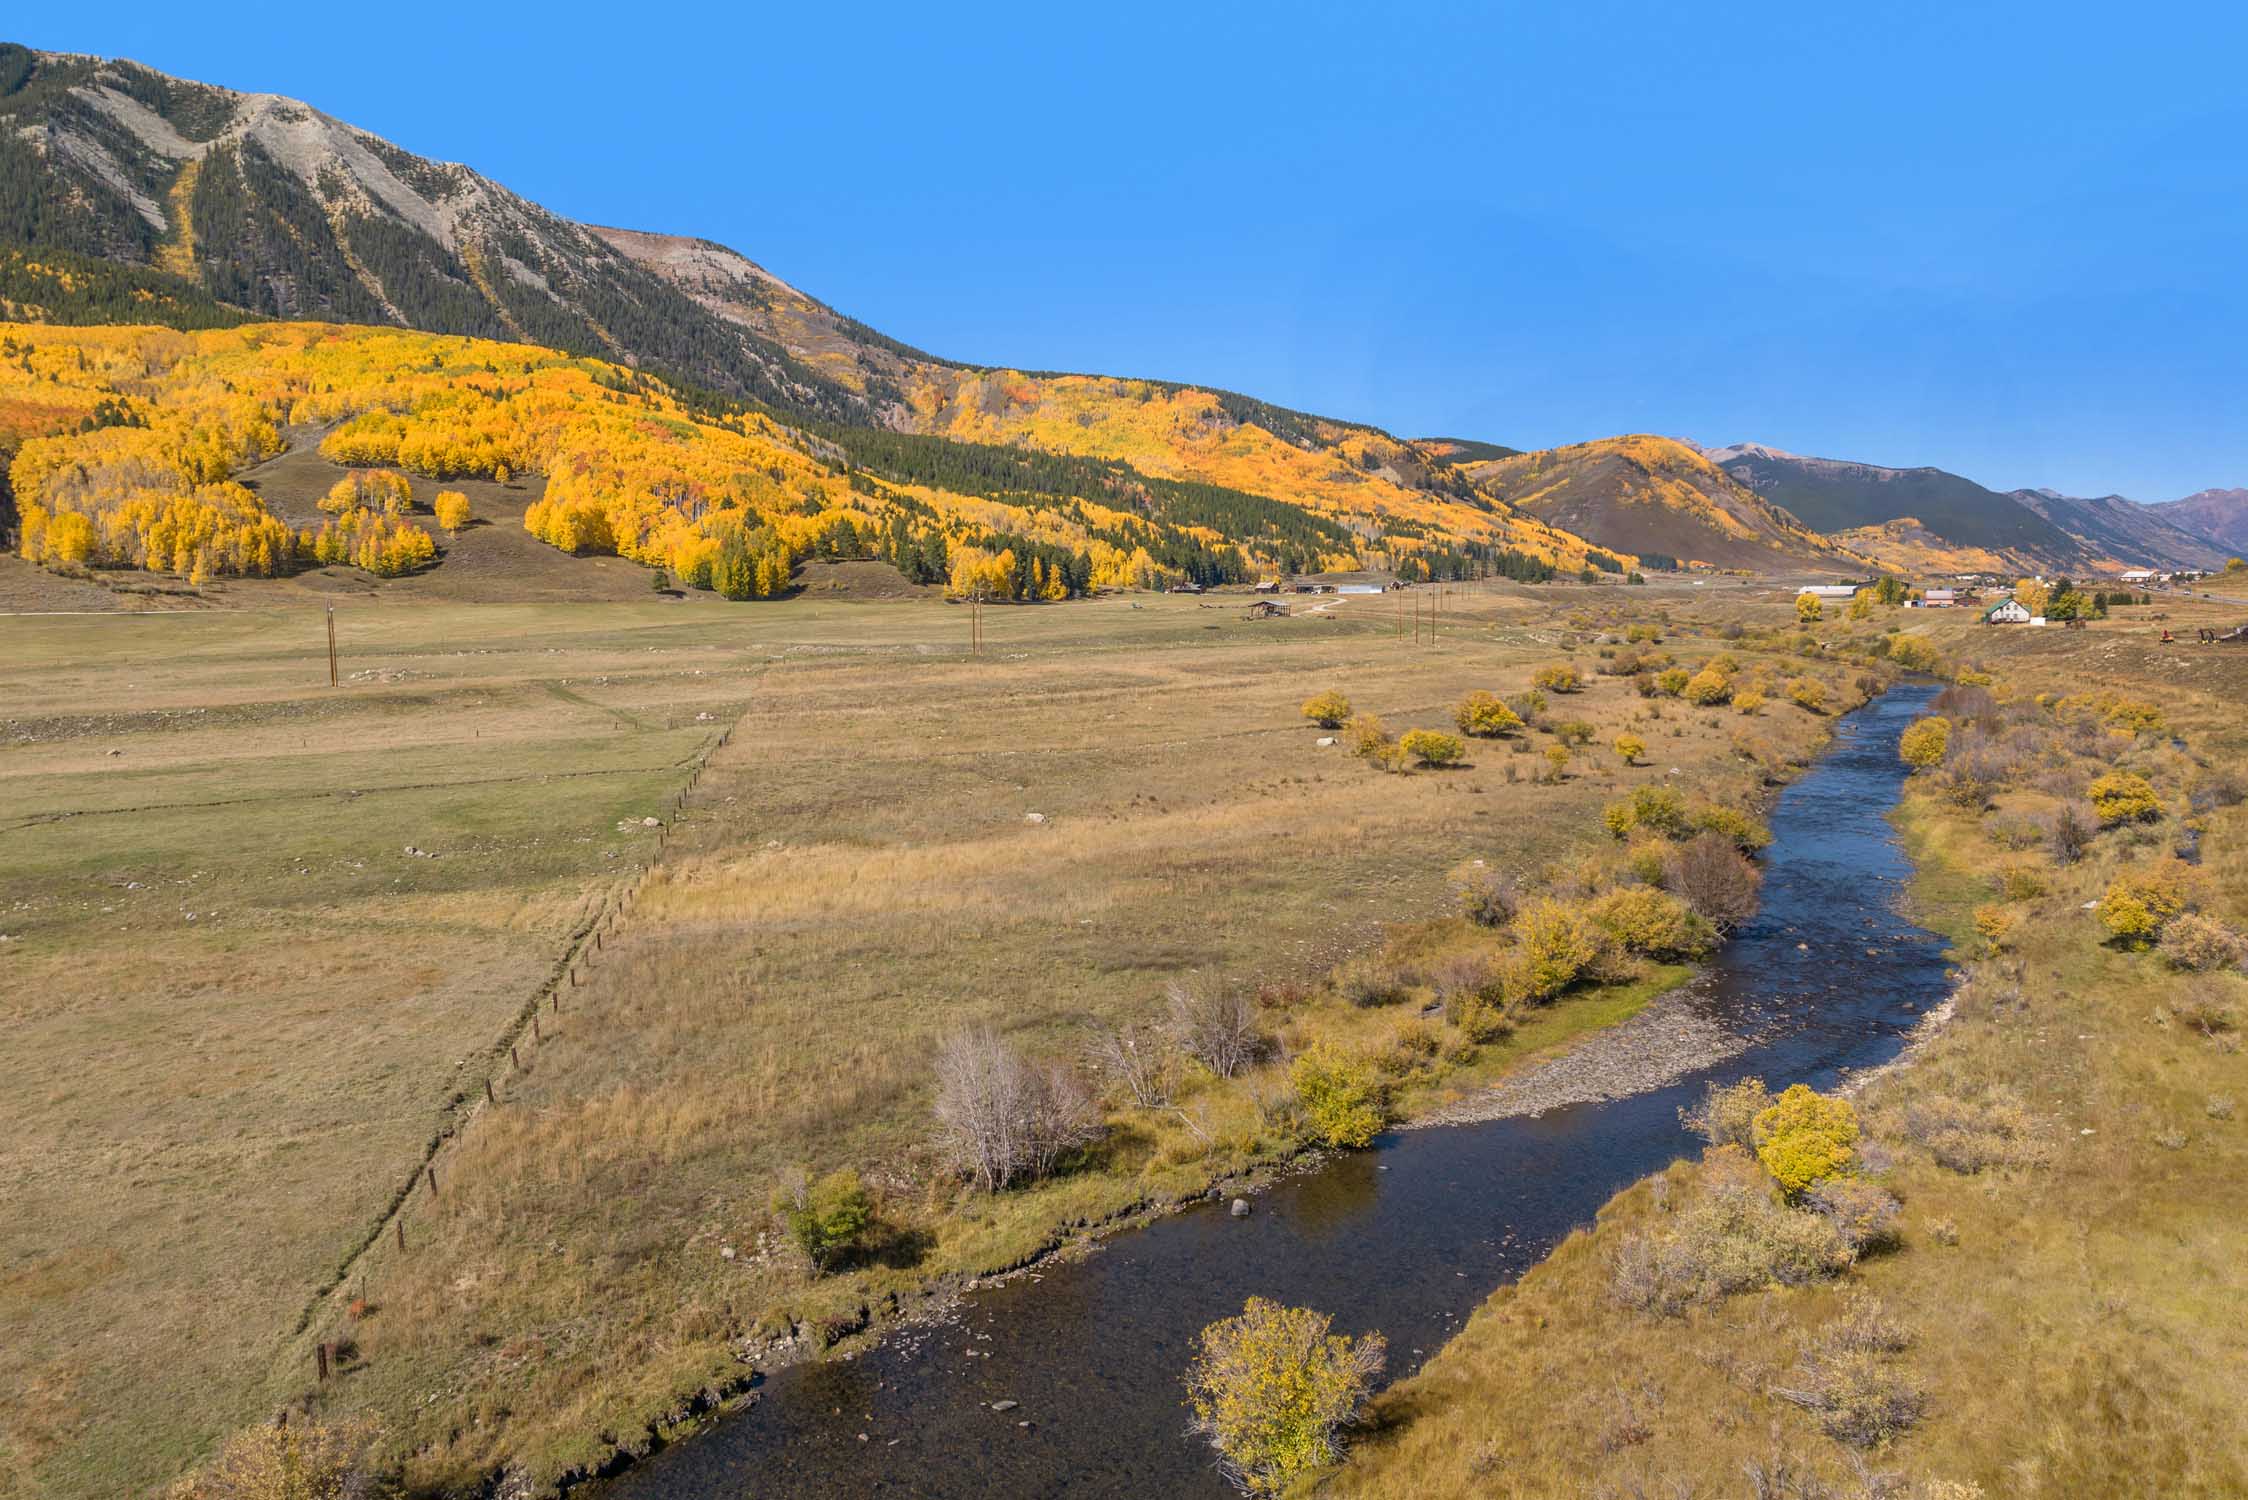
[
  {"xmin": 933, "ymin": 1028, "xmax": 1102, "ymax": 1192},
  {"xmin": 1166, "ymin": 981, "xmax": 1269, "ymax": 1079},
  {"xmin": 1022, "ymin": 1061, "xmax": 1101, "ymax": 1183},
  {"xmin": 1662, "ymin": 831, "xmax": 1762, "ymax": 933},
  {"xmin": 1087, "ymin": 1022, "xmax": 1174, "ymax": 1107}
]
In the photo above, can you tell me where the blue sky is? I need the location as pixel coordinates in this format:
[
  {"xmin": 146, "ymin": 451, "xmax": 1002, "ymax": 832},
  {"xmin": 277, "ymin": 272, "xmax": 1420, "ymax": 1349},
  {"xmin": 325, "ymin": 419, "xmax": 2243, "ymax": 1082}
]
[{"xmin": 26, "ymin": 2, "xmax": 2248, "ymax": 497}]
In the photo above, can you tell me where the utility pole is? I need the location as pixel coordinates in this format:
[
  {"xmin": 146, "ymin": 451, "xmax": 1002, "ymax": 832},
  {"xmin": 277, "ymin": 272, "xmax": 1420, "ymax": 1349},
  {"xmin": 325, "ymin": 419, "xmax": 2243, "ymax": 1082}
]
[{"xmin": 326, "ymin": 606, "xmax": 338, "ymax": 688}]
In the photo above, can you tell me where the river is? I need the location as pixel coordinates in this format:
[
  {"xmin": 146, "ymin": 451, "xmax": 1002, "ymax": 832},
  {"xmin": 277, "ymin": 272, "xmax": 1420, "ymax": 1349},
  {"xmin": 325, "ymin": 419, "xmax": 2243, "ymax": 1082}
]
[{"xmin": 607, "ymin": 682, "xmax": 1948, "ymax": 1499}]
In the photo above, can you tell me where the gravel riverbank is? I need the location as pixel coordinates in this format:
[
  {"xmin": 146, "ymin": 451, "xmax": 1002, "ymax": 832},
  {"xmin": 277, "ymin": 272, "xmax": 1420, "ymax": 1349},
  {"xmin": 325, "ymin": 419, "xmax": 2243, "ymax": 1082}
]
[{"xmin": 1413, "ymin": 977, "xmax": 1754, "ymax": 1128}]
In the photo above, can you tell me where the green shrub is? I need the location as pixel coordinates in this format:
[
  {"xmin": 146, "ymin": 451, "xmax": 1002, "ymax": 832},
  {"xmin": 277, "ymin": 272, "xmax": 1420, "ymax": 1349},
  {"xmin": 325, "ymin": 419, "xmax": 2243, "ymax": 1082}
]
[
  {"xmin": 1689, "ymin": 803, "xmax": 1772, "ymax": 852},
  {"xmin": 1184, "ymin": 1297, "xmax": 1387, "ymax": 1495},
  {"xmin": 1400, "ymin": 728, "xmax": 1466, "ymax": 767},
  {"xmin": 1453, "ymin": 690, "xmax": 1523, "ymax": 737},
  {"xmin": 1301, "ymin": 690, "xmax": 1353, "ymax": 729},
  {"xmin": 1997, "ymin": 866, "xmax": 2046, "ymax": 900},
  {"xmin": 1291, "ymin": 1044, "xmax": 1388, "ymax": 1148},
  {"xmin": 770, "ymin": 1166, "xmax": 874, "ymax": 1274},
  {"xmin": 1334, "ymin": 955, "xmax": 1413, "ymax": 1007},
  {"xmin": 1888, "ymin": 635, "xmax": 1942, "ymax": 672},
  {"xmin": 1613, "ymin": 732, "xmax": 1646, "ymax": 765},
  {"xmin": 1624, "ymin": 837, "xmax": 1672, "ymax": 885},
  {"xmin": 1552, "ymin": 719, "xmax": 1596, "ymax": 747},
  {"xmin": 1446, "ymin": 989, "xmax": 1513, "ymax": 1043},
  {"xmin": 1752, "ymin": 1084, "xmax": 1859, "ymax": 1197},
  {"xmin": 1602, "ymin": 783, "xmax": 1690, "ymax": 840},
  {"xmin": 1655, "ymin": 667, "xmax": 1691, "ymax": 697}
]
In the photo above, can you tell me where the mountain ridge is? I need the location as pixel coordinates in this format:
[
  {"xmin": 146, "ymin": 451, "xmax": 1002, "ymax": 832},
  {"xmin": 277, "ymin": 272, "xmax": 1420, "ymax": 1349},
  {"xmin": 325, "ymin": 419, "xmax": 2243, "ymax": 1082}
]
[
  {"xmin": 1456, "ymin": 435, "xmax": 1858, "ymax": 571},
  {"xmin": 1705, "ymin": 439, "xmax": 2238, "ymax": 572},
  {"xmin": 0, "ymin": 41, "xmax": 1631, "ymax": 576}
]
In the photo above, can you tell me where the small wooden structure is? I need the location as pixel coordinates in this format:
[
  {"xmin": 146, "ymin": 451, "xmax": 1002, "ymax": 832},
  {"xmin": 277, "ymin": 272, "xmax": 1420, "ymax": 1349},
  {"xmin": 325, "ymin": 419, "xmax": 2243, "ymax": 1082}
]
[{"xmin": 1245, "ymin": 599, "xmax": 1290, "ymax": 619}]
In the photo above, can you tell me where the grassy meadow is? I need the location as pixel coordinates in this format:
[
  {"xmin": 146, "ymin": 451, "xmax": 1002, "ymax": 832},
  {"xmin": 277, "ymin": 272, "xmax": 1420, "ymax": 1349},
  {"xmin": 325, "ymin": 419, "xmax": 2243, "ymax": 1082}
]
[
  {"xmin": 1327, "ymin": 594, "xmax": 2248, "ymax": 1498},
  {"xmin": 1, "ymin": 572, "xmax": 1856, "ymax": 1498}
]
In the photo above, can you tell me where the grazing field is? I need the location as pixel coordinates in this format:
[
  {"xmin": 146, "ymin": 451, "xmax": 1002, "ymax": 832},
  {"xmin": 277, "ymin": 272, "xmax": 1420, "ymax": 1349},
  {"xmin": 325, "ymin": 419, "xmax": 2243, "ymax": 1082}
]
[
  {"xmin": 1, "ymin": 576, "xmax": 1852, "ymax": 1498},
  {"xmin": 1330, "ymin": 597, "xmax": 2248, "ymax": 1499}
]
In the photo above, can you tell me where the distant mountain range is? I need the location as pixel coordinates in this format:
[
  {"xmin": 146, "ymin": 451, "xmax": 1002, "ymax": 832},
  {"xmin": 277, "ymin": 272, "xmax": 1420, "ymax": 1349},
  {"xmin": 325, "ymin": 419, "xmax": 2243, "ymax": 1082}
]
[
  {"xmin": 0, "ymin": 38, "xmax": 2239, "ymax": 581},
  {"xmin": 1703, "ymin": 442, "xmax": 2241, "ymax": 573},
  {"xmin": 1452, "ymin": 436, "xmax": 1854, "ymax": 571},
  {"xmin": 2147, "ymin": 489, "xmax": 2248, "ymax": 555}
]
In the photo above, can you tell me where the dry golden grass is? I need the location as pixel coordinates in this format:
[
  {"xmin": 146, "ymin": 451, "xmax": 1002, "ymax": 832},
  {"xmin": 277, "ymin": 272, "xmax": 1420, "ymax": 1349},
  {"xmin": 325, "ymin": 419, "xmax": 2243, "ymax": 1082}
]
[
  {"xmin": 2, "ymin": 579, "xmax": 1866, "ymax": 1498},
  {"xmin": 1325, "ymin": 597, "xmax": 2248, "ymax": 1499},
  {"xmin": 142, "ymin": 583, "xmax": 1854, "ymax": 1495},
  {"xmin": 0, "ymin": 601, "xmax": 734, "ymax": 1500}
]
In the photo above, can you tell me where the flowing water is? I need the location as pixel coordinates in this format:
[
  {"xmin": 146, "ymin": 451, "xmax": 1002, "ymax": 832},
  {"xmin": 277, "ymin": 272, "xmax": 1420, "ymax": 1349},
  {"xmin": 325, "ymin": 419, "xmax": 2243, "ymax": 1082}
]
[{"xmin": 610, "ymin": 683, "xmax": 1948, "ymax": 1499}]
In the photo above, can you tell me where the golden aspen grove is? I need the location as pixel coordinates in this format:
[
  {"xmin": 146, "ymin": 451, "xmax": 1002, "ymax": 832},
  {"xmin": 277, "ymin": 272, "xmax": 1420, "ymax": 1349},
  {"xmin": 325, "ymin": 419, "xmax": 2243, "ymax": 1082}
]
[{"xmin": 2, "ymin": 322, "xmax": 1631, "ymax": 604}]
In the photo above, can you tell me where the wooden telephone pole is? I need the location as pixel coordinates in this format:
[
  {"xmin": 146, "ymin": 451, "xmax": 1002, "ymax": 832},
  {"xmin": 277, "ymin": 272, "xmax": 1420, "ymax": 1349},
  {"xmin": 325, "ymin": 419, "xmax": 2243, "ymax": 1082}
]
[{"xmin": 325, "ymin": 606, "xmax": 338, "ymax": 687}]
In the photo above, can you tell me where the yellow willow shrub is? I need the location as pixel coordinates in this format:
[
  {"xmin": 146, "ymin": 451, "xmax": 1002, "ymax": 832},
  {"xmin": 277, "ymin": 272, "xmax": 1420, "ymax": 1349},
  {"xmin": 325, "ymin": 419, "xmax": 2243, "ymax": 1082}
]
[
  {"xmin": 2098, "ymin": 862, "xmax": 2194, "ymax": 947},
  {"xmin": 1753, "ymin": 1084, "xmax": 1859, "ymax": 1197},
  {"xmin": 1183, "ymin": 1297, "xmax": 1386, "ymax": 1496}
]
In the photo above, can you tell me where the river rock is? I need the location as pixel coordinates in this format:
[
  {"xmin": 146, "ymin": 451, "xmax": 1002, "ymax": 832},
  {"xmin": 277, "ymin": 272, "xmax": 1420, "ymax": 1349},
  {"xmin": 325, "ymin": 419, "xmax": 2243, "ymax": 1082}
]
[
  {"xmin": 1230, "ymin": 1198, "xmax": 1251, "ymax": 1218},
  {"xmin": 1024, "ymin": 812, "xmax": 1047, "ymax": 824},
  {"xmin": 1315, "ymin": 736, "xmax": 1337, "ymax": 747},
  {"xmin": 991, "ymin": 1399, "xmax": 1019, "ymax": 1412}
]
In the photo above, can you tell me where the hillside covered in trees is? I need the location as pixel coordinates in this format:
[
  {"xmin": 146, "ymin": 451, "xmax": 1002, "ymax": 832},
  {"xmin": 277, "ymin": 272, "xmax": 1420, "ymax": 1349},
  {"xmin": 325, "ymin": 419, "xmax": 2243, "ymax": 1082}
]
[{"xmin": 2, "ymin": 320, "xmax": 1604, "ymax": 596}]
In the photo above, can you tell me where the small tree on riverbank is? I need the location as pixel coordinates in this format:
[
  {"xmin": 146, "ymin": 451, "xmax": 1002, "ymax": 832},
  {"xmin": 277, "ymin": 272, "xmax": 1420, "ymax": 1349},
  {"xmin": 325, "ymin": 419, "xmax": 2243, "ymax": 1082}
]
[
  {"xmin": 1185, "ymin": 1297, "xmax": 1387, "ymax": 1495},
  {"xmin": 770, "ymin": 1166, "xmax": 874, "ymax": 1273}
]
